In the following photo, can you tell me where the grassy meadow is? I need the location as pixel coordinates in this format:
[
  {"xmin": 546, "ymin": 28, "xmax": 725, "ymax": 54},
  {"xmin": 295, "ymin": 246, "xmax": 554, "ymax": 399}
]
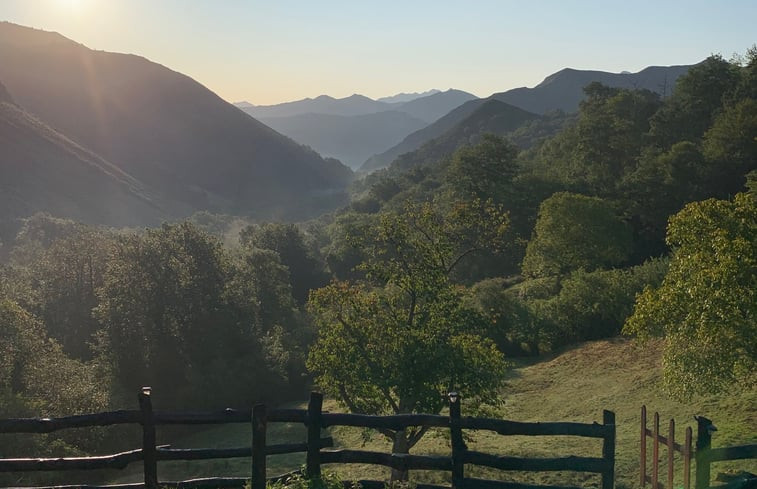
[{"xmin": 110, "ymin": 338, "xmax": 756, "ymax": 488}]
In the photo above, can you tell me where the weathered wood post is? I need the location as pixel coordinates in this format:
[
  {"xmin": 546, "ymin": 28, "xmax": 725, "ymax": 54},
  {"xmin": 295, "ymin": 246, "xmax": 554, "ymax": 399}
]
[
  {"xmin": 668, "ymin": 418, "xmax": 675, "ymax": 489},
  {"xmin": 306, "ymin": 392, "xmax": 323, "ymax": 479},
  {"xmin": 251, "ymin": 403, "xmax": 267, "ymax": 489},
  {"xmin": 641, "ymin": 405, "xmax": 647, "ymax": 487},
  {"xmin": 138, "ymin": 387, "xmax": 158, "ymax": 489},
  {"xmin": 695, "ymin": 416, "xmax": 713, "ymax": 489},
  {"xmin": 449, "ymin": 391, "xmax": 465, "ymax": 489},
  {"xmin": 602, "ymin": 410, "xmax": 616, "ymax": 489},
  {"xmin": 653, "ymin": 412, "xmax": 660, "ymax": 489},
  {"xmin": 684, "ymin": 426, "xmax": 692, "ymax": 489}
]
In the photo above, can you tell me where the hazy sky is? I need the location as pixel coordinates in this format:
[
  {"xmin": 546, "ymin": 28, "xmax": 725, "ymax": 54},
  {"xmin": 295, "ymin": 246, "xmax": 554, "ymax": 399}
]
[{"xmin": 1, "ymin": 0, "xmax": 755, "ymax": 105}]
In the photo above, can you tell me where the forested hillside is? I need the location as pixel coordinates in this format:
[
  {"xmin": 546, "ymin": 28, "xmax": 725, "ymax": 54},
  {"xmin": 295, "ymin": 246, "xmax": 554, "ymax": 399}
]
[
  {"xmin": 0, "ymin": 50, "xmax": 754, "ymax": 486},
  {"xmin": 0, "ymin": 22, "xmax": 353, "ymax": 222},
  {"xmin": 0, "ymin": 85, "xmax": 168, "ymax": 225}
]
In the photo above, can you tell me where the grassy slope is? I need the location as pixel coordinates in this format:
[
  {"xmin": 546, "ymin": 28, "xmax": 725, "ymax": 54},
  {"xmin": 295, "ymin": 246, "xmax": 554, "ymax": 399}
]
[{"xmin": 111, "ymin": 338, "xmax": 756, "ymax": 487}]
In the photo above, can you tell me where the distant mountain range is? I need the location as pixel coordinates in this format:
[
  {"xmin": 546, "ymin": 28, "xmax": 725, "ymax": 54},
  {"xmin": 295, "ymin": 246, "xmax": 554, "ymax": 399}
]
[
  {"xmin": 361, "ymin": 64, "xmax": 693, "ymax": 172},
  {"xmin": 259, "ymin": 111, "xmax": 428, "ymax": 170},
  {"xmin": 0, "ymin": 22, "xmax": 352, "ymax": 225},
  {"xmin": 236, "ymin": 89, "xmax": 478, "ymax": 168},
  {"xmin": 377, "ymin": 89, "xmax": 441, "ymax": 104}
]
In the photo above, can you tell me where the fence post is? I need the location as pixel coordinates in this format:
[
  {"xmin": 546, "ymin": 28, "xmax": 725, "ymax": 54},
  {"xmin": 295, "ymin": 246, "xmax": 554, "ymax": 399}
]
[
  {"xmin": 641, "ymin": 405, "xmax": 647, "ymax": 487},
  {"xmin": 695, "ymin": 416, "xmax": 713, "ymax": 489},
  {"xmin": 138, "ymin": 387, "xmax": 158, "ymax": 489},
  {"xmin": 251, "ymin": 404, "xmax": 267, "ymax": 489},
  {"xmin": 602, "ymin": 410, "xmax": 616, "ymax": 489},
  {"xmin": 449, "ymin": 392, "xmax": 465, "ymax": 489},
  {"xmin": 306, "ymin": 392, "xmax": 323, "ymax": 479},
  {"xmin": 684, "ymin": 426, "xmax": 692, "ymax": 489},
  {"xmin": 653, "ymin": 412, "xmax": 660, "ymax": 489},
  {"xmin": 668, "ymin": 419, "xmax": 675, "ymax": 489}
]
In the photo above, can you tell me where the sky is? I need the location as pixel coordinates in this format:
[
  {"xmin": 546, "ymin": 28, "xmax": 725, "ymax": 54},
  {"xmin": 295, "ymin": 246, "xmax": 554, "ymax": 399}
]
[{"xmin": 1, "ymin": 0, "xmax": 755, "ymax": 105}]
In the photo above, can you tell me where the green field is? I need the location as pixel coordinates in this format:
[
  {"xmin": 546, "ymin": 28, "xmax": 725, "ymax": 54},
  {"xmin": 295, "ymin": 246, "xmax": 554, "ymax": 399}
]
[{"xmin": 111, "ymin": 338, "xmax": 756, "ymax": 488}]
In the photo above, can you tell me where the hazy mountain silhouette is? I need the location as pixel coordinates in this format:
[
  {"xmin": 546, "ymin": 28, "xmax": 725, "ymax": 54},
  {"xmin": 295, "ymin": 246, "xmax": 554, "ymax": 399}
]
[
  {"xmin": 240, "ymin": 88, "xmax": 477, "ymax": 123},
  {"xmin": 0, "ymin": 84, "xmax": 168, "ymax": 225},
  {"xmin": 377, "ymin": 89, "xmax": 441, "ymax": 104},
  {"xmin": 492, "ymin": 65, "xmax": 692, "ymax": 114},
  {"xmin": 259, "ymin": 111, "xmax": 428, "ymax": 169},
  {"xmin": 238, "ymin": 89, "xmax": 477, "ymax": 169},
  {"xmin": 362, "ymin": 97, "xmax": 487, "ymax": 172},
  {"xmin": 362, "ymin": 64, "xmax": 693, "ymax": 172},
  {"xmin": 392, "ymin": 89, "xmax": 478, "ymax": 123},
  {"xmin": 389, "ymin": 100, "xmax": 538, "ymax": 172},
  {"xmin": 0, "ymin": 22, "xmax": 352, "ymax": 221},
  {"xmin": 243, "ymin": 94, "xmax": 391, "ymax": 119}
]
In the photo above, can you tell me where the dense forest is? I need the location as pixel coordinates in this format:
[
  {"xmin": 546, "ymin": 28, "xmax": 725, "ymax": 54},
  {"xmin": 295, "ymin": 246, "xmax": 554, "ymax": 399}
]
[{"xmin": 0, "ymin": 51, "xmax": 755, "ymax": 483}]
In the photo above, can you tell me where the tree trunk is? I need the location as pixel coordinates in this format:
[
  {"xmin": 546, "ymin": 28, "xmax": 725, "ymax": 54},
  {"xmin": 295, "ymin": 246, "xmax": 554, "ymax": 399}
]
[{"xmin": 390, "ymin": 429, "xmax": 410, "ymax": 481}]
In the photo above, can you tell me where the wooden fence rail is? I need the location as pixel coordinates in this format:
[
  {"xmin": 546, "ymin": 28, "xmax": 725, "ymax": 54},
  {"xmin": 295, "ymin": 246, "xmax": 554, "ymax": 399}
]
[
  {"xmin": 0, "ymin": 389, "xmax": 616, "ymax": 489},
  {"xmin": 694, "ymin": 415, "xmax": 757, "ymax": 489}
]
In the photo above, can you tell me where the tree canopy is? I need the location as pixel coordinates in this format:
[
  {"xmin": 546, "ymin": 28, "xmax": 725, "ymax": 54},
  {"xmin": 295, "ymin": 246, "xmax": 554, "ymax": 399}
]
[
  {"xmin": 624, "ymin": 193, "xmax": 756, "ymax": 397},
  {"xmin": 307, "ymin": 200, "xmax": 510, "ymax": 478}
]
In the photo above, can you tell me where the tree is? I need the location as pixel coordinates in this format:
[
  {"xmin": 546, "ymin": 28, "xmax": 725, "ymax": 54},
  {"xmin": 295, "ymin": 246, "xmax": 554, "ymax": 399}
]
[
  {"xmin": 649, "ymin": 55, "xmax": 740, "ymax": 147},
  {"xmin": 96, "ymin": 222, "xmax": 272, "ymax": 407},
  {"xmin": 702, "ymin": 97, "xmax": 757, "ymax": 197},
  {"xmin": 447, "ymin": 134, "xmax": 519, "ymax": 203},
  {"xmin": 307, "ymin": 199, "xmax": 510, "ymax": 480},
  {"xmin": 521, "ymin": 192, "xmax": 633, "ymax": 278},
  {"xmin": 624, "ymin": 193, "xmax": 756, "ymax": 397},
  {"xmin": 240, "ymin": 223, "xmax": 329, "ymax": 304},
  {"xmin": 28, "ymin": 227, "xmax": 114, "ymax": 360}
]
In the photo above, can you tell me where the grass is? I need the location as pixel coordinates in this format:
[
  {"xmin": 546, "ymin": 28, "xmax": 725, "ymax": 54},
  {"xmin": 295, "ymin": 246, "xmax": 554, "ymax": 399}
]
[{"xmin": 109, "ymin": 338, "xmax": 756, "ymax": 488}]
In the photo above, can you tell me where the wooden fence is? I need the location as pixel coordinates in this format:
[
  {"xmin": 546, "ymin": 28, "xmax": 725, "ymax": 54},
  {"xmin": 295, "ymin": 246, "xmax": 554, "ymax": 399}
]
[
  {"xmin": 639, "ymin": 407, "xmax": 757, "ymax": 489},
  {"xmin": 640, "ymin": 405, "xmax": 693, "ymax": 489},
  {"xmin": 693, "ymin": 416, "xmax": 757, "ymax": 489},
  {"xmin": 0, "ymin": 389, "xmax": 616, "ymax": 489}
]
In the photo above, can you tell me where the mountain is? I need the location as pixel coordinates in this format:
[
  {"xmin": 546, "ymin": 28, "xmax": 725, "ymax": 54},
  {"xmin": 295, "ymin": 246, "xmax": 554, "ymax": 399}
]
[
  {"xmin": 0, "ymin": 83, "xmax": 167, "ymax": 225},
  {"xmin": 240, "ymin": 89, "xmax": 477, "ymax": 124},
  {"xmin": 390, "ymin": 100, "xmax": 538, "ymax": 172},
  {"xmin": 241, "ymin": 94, "xmax": 391, "ymax": 119},
  {"xmin": 377, "ymin": 89, "xmax": 441, "ymax": 104},
  {"xmin": 361, "ymin": 64, "xmax": 693, "ymax": 172},
  {"xmin": 362, "ymin": 97, "xmax": 487, "ymax": 172},
  {"xmin": 259, "ymin": 111, "xmax": 428, "ymax": 170},
  {"xmin": 392, "ymin": 89, "xmax": 478, "ymax": 123},
  {"xmin": 492, "ymin": 65, "xmax": 692, "ymax": 115},
  {"xmin": 0, "ymin": 22, "xmax": 352, "ymax": 221},
  {"xmin": 238, "ymin": 89, "xmax": 477, "ymax": 170}
]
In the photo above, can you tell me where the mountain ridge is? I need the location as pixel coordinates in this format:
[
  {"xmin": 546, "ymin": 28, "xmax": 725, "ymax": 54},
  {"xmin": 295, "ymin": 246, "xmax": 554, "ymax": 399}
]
[
  {"xmin": 361, "ymin": 63, "xmax": 694, "ymax": 172},
  {"xmin": 377, "ymin": 89, "xmax": 441, "ymax": 104},
  {"xmin": 0, "ymin": 96, "xmax": 169, "ymax": 225},
  {"xmin": 0, "ymin": 22, "xmax": 352, "ymax": 222},
  {"xmin": 238, "ymin": 88, "xmax": 477, "ymax": 123},
  {"xmin": 388, "ymin": 99, "xmax": 539, "ymax": 172}
]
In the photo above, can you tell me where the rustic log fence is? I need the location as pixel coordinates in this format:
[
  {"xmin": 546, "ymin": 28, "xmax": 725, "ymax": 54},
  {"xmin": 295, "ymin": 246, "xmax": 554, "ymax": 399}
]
[
  {"xmin": 640, "ymin": 407, "xmax": 756, "ymax": 489},
  {"xmin": 693, "ymin": 416, "xmax": 757, "ymax": 489},
  {"xmin": 0, "ymin": 389, "xmax": 616, "ymax": 489}
]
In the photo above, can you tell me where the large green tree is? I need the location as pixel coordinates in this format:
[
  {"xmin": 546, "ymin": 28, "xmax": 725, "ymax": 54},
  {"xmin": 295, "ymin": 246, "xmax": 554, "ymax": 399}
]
[
  {"xmin": 624, "ymin": 193, "xmax": 756, "ymax": 397},
  {"xmin": 521, "ymin": 192, "xmax": 633, "ymax": 278},
  {"xmin": 307, "ymin": 200, "xmax": 510, "ymax": 480},
  {"xmin": 95, "ymin": 222, "xmax": 274, "ymax": 407}
]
